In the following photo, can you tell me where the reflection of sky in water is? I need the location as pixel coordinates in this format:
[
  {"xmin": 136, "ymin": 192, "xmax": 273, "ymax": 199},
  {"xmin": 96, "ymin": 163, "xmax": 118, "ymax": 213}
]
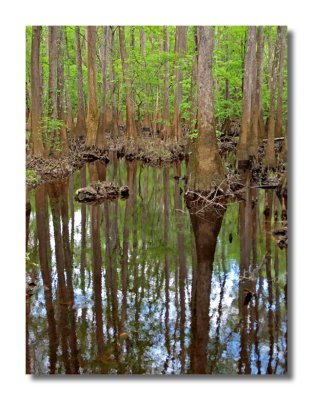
[{"xmin": 27, "ymin": 164, "xmax": 287, "ymax": 375}]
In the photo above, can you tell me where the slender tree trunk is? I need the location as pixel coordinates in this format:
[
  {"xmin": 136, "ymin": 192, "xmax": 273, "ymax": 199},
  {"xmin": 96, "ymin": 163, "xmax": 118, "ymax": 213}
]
[
  {"xmin": 119, "ymin": 26, "xmax": 137, "ymax": 139},
  {"xmin": 30, "ymin": 26, "xmax": 44, "ymax": 156},
  {"xmin": 189, "ymin": 27, "xmax": 198, "ymax": 133},
  {"xmin": 264, "ymin": 27, "xmax": 281, "ymax": 168},
  {"xmin": 172, "ymin": 26, "xmax": 188, "ymax": 141},
  {"xmin": 140, "ymin": 27, "xmax": 151, "ymax": 133},
  {"xmin": 187, "ymin": 27, "xmax": 225, "ymax": 192},
  {"xmin": 257, "ymin": 28, "xmax": 266, "ymax": 141},
  {"xmin": 97, "ymin": 26, "xmax": 109, "ymax": 149},
  {"xmin": 162, "ymin": 27, "xmax": 170, "ymax": 139},
  {"xmin": 65, "ymin": 28, "xmax": 74, "ymax": 133},
  {"xmin": 249, "ymin": 27, "xmax": 264, "ymax": 157},
  {"xmin": 57, "ymin": 27, "xmax": 69, "ymax": 154},
  {"xmin": 109, "ymin": 27, "xmax": 119, "ymax": 139},
  {"xmin": 275, "ymin": 26, "xmax": 287, "ymax": 138},
  {"xmin": 237, "ymin": 26, "xmax": 257, "ymax": 164},
  {"xmin": 48, "ymin": 26, "xmax": 58, "ymax": 120},
  {"xmin": 75, "ymin": 26, "xmax": 87, "ymax": 136},
  {"xmin": 86, "ymin": 26, "xmax": 99, "ymax": 147}
]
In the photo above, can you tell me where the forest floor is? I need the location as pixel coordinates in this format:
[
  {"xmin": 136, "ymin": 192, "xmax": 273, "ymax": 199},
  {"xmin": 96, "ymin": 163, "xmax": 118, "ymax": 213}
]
[
  {"xmin": 26, "ymin": 131, "xmax": 287, "ymax": 203},
  {"xmin": 26, "ymin": 135, "xmax": 187, "ymax": 188}
]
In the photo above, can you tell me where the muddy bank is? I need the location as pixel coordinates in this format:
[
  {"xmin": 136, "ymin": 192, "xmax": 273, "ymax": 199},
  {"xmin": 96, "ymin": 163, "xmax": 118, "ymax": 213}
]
[{"xmin": 26, "ymin": 136, "xmax": 187, "ymax": 188}]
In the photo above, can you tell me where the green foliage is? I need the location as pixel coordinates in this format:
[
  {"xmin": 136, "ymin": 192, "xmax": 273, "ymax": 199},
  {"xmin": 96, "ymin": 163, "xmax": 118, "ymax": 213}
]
[
  {"xmin": 26, "ymin": 169, "xmax": 40, "ymax": 185},
  {"xmin": 26, "ymin": 25, "xmax": 288, "ymax": 133},
  {"xmin": 41, "ymin": 116, "xmax": 65, "ymax": 152},
  {"xmin": 188, "ymin": 129, "xmax": 198, "ymax": 141}
]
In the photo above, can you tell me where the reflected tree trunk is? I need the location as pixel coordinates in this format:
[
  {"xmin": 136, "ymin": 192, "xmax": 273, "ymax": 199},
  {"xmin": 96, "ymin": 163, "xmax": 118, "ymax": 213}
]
[
  {"xmin": 264, "ymin": 191, "xmax": 274, "ymax": 374},
  {"xmin": 48, "ymin": 182, "xmax": 73, "ymax": 373},
  {"xmin": 80, "ymin": 165, "xmax": 87, "ymax": 295},
  {"xmin": 238, "ymin": 176, "xmax": 254, "ymax": 374},
  {"xmin": 187, "ymin": 201, "xmax": 226, "ymax": 374},
  {"xmin": 163, "ymin": 167, "xmax": 171, "ymax": 362},
  {"xmin": 174, "ymin": 163, "xmax": 186, "ymax": 373},
  {"xmin": 121, "ymin": 161, "xmax": 137, "ymax": 328},
  {"xmin": 35, "ymin": 185, "xmax": 57, "ymax": 373}
]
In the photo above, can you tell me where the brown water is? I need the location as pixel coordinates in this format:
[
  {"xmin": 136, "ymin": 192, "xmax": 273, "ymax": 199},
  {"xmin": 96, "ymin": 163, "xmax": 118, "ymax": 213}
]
[{"xmin": 26, "ymin": 155, "xmax": 287, "ymax": 374}]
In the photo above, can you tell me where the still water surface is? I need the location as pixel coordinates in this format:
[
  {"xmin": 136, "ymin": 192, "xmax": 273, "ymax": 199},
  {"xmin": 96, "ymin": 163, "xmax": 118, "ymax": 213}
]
[{"xmin": 26, "ymin": 155, "xmax": 287, "ymax": 374}]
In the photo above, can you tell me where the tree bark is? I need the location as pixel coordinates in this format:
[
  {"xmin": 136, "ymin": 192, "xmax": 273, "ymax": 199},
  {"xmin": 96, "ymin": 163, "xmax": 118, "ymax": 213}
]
[
  {"xmin": 48, "ymin": 26, "xmax": 58, "ymax": 120},
  {"xmin": 275, "ymin": 26, "xmax": 287, "ymax": 138},
  {"xmin": 140, "ymin": 27, "xmax": 151, "ymax": 133},
  {"xmin": 162, "ymin": 27, "xmax": 170, "ymax": 139},
  {"xmin": 249, "ymin": 27, "xmax": 264, "ymax": 157},
  {"xmin": 187, "ymin": 27, "xmax": 225, "ymax": 192},
  {"xmin": 172, "ymin": 26, "xmax": 188, "ymax": 141},
  {"xmin": 109, "ymin": 27, "xmax": 119, "ymax": 139},
  {"xmin": 264, "ymin": 27, "xmax": 281, "ymax": 168},
  {"xmin": 86, "ymin": 26, "xmax": 99, "ymax": 147},
  {"xmin": 65, "ymin": 28, "xmax": 74, "ymax": 133},
  {"xmin": 75, "ymin": 26, "xmax": 87, "ymax": 136},
  {"xmin": 237, "ymin": 26, "xmax": 257, "ymax": 163},
  {"xmin": 119, "ymin": 26, "xmax": 137, "ymax": 139},
  {"xmin": 30, "ymin": 26, "xmax": 44, "ymax": 156},
  {"xmin": 97, "ymin": 26, "xmax": 109, "ymax": 149},
  {"xmin": 57, "ymin": 27, "xmax": 69, "ymax": 154},
  {"xmin": 189, "ymin": 27, "xmax": 198, "ymax": 133}
]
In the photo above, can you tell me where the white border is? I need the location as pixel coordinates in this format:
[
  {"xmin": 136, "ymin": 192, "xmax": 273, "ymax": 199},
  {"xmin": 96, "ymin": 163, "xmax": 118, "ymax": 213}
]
[{"xmin": 0, "ymin": 0, "xmax": 312, "ymax": 399}]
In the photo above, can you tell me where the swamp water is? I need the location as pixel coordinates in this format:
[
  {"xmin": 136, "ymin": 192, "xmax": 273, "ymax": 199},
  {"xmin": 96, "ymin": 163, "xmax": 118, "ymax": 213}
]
[{"xmin": 26, "ymin": 156, "xmax": 287, "ymax": 374}]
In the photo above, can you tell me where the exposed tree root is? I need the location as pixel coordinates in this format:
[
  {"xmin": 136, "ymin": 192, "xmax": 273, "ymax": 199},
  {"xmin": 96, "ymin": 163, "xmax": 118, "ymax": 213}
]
[{"xmin": 75, "ymin": 181, "xmax": 129, "ymax": 203}]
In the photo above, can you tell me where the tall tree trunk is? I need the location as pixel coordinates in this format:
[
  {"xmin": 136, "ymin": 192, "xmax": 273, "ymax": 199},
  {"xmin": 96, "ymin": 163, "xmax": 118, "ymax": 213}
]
[
  {"xmin": 57, "ymin": 27, "xmax": 69, "ymax": 154},
  {"xmin": 162, "ymin": 27, "xmax": 170, "ymax": 139},
  {"xmin": 237, "ymin": 26, "xmax": 257, "ymax": 164},
  {"xmin": 119, "ymin": 26, "xmax": 137, "ymax": 139},
  {"xmin": 75, "ymin": 26, "xmax": 87, "ymax": 136},
  {"xmin": 97, "ymin": 26, "xmax": 109, "ymax": 149},
  {"xmin": 249, "ymin": 26, "xmax": 264, "ymax": 157},
  {"xmin": 256, "ymin": 28, "xmax": 266, "ymax": 141},
  {"xmin": 140, "ymin": 27, "xmax": 151, "ymax": 133},
  {"xmin": 109, "ymin": 27, "xmax": 119, "ymax": 139},
  {"xmin": 275, "ymin": 26, "xmax": 287, "ymax": 138},
  {"xmin": 65, "ymin": 28, "xmax": 74, "ymax": 133},
  {"xmin": 172, "ymin": 26, "xmax": 188, "ymax": 141},
  {"xmin": 30, "ymin": 26, "xmax": 44, "ymax": 156},
  {"xmin": 86, "ymin": 26, "xmax": 99, "ymax": 147},
  {"xmin": 187, "ymin": 27, "xmax": 225, "ymax": 192},
  {"xmin": 264, "ymin": 27, "xmax": 281, "ymax": 168},
  {"xmin": 189, "ymin": 27, "xmax": 198, "ymax": 133},
  {"xmin": 48, "ymin": 27, "xmax": 58, "ymax": 120}
]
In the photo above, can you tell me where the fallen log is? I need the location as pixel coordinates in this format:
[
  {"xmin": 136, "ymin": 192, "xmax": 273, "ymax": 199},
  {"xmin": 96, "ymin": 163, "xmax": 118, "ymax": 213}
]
[{"xmin": 75, "ymin": 181, "xmax": 129, "ymax": 203}]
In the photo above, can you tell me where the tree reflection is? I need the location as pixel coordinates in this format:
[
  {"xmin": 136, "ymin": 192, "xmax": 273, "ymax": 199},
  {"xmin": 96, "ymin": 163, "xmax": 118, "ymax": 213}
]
[
  {"xmin": 48, "ymin": 180, "xmax": 79, "ymax": 373},
  {"xmin": 187, "ymin": 199, "xmax": 226, "ymax": 374},
  {"xmin": 35, "ymin": 184, "xmax": 57, "ymax": 373},
  {"xmin": 27, "ymin": 161, "xmax": 287, "ymax": 375}
]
